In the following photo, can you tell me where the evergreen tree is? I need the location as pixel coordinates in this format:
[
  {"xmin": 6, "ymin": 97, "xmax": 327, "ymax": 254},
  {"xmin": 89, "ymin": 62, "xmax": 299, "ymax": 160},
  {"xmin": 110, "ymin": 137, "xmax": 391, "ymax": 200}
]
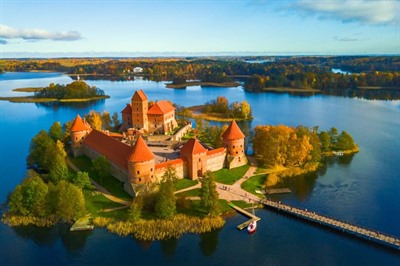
[
  {"xmin": 200, "ymin": 171, "xmax": 220, "ymax": 216},
  {"xmin": 319, "ymin": 131, "xmax": 331, "ymax": 152},
  {"xmin": 48, "ymin": 141, "xmax": 69, "ymax": 183},
  {"xmin": 49, "ymin": 122, "xmax": 63, "ymax": 142},
  {"xmin": 155, "ymin": 167, "xmax": 177, "ymax": 219},
  {"xmin": 336, "ymin": 131, "xmax": 356, "ymax": 150},
  {"xmin": 27, "ymin": 130, "xmax": 53, "ymax": 170}
]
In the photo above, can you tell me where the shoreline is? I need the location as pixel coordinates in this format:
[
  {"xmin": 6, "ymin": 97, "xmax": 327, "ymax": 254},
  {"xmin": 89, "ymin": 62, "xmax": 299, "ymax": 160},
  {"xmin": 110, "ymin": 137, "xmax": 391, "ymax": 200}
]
[
  {"xmin": 183, "ymin": 105, "xmax": 253, "ymax": 122},
  {"xmin": 166, "ymin": 81, "xmax": 241, "ymax": 89},
  {"xmin": 0, "ymin": 95, "xmax": 110, "ymax": 103}
]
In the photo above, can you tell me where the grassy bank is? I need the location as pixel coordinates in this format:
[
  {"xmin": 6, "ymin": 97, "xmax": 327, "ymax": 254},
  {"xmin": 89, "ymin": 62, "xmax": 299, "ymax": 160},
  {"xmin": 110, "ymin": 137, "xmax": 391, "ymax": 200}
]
[
  {"xmin": 13, "ymin": 87, "xmax": 44, "ymax": 92},
  {"xmin": 323, "ymin": 146, "xmax": 360, "ymax": 157},
  {"xmin": 214, "ymin": 164, "xmax": 250, "ymax": 185},
  {"xmin": 166, "ymin": 81, "xmax": 241, "ymax": 89},
  {"xmin": 0, "ymin": 95, "xmax": 110, "ymax": 103},
  {"xmin": 185, "ymin": 105, "xmax": 252, "ymax": 122}
]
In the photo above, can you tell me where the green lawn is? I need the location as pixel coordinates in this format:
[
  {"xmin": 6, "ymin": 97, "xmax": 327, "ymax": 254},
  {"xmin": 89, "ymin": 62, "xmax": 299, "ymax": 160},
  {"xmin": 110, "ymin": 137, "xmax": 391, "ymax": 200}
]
[
  {"xmin": 83, "ymin": 190, "xmax": 124, "ymax": 214},
  {"xmin": 70, "ymin": 156, "xmax": 132, "ymax": 200},
  {"xmin": 241, "ymin": 174, "xmax": 266, "ymax": 198},
  {"xmin": 214, "ymin": 164, "xmax": 250, "ymax": 185},
  {"xmin": 176, "ymin": 188, "xmax": 201, "ymax": 197},
  {"xmin": 175, "ymin": 179, "xmax": 198, "ymax": 191}
]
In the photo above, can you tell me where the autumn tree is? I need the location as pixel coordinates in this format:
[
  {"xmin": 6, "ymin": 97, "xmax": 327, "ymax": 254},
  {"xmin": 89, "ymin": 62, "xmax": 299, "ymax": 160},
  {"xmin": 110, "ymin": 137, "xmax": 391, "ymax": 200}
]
[
  {"xmin": 336, "ymin": 131, "xmax": 356, "ymax": 150},
  {"xmin": 101, "ymin": 111, "xmax": 112, "ymax": 130},
  {"xmin": 48, "ymin": 181, "xmax": 86, "ymax": 222},
  {"xmin": 240, "ymin": 101, "xmax": 252, "ymax": 119},
  {"xmin": 155, "ymin": 167, "xmax": 177, "ymax": 219},
  {"xmin": 200, "ymin": 171, "xmax": 220, "ymax": 216},
  {"xmin": 86, "ymin": 111, "xmax": 102, "ymax": 130}
]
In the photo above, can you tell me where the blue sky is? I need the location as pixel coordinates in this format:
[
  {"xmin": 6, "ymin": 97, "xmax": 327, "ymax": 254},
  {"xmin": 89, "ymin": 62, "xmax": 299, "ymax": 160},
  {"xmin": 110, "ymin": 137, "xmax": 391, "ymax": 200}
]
[{"xmin": 0, "ymin": 0, "xmax": 399, "ymax": 57}]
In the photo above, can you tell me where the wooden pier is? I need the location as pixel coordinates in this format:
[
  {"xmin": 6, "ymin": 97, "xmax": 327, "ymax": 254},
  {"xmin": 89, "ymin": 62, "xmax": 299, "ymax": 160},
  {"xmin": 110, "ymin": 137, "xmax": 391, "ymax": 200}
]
[
  {"xmin": 228, "ymin": 202, "xmax": 261, "ymax": 230},
  {"xmin": 70, "ymin": 215, "xmax": 94, "ymax": 232},
  {"xmin": 259, "ymin": 198, "xmax": 400, "ymax": 250},
  {"xmin": 265, "ymin": 188, "xmax": 291, "ymax": 195}
]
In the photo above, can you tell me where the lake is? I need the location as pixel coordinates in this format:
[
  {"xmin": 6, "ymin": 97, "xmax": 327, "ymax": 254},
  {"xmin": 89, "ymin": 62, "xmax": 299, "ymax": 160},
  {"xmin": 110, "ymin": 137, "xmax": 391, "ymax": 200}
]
[{"xmin": 0, "ymin": 72, "xmax": 399, "ymax": 265}]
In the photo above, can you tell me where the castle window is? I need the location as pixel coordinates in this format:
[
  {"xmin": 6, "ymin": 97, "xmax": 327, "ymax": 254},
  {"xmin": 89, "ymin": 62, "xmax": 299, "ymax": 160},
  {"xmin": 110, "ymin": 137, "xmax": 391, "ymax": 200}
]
[
  {"xmin": 240, "ymin": 145, "xmax": 242, "ymax": 147},
  {"xmin": 137, "ymin": 170, "xmax": 140, "ymax": 174},
  {"xmin": 151, "ymin": 175, "xmax": 154, "ymax": 178},
  {"xmin": 75, "ymin": 137, "xmax": 78, "ymax": 140},
  {"xmin": 199, "ymin": 158, "xmax": 201, "ymax": 162},
  {"xmin": 151, "ymin": 168, "xmax": 153, "ymax": 171},
  {"xmin": 233, "ymin": 145, "xmax": 235, "ymax": 148},
  {"xmin": 236, "ymin": 151, "xmax": 238, "ymax": 154},
  {"xmin": 139, "ymin": 178, "xmax": 142, "ymax": 182}
]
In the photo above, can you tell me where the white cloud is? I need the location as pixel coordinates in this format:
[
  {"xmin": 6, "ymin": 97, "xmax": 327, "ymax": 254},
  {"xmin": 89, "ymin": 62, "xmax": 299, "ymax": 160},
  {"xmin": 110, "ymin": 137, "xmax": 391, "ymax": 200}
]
[
  {"xmin": 294, "ymin": 0, "xmax": 399, "ymax": 25},
  {"xmin": 0, "ymin": 25, "xmax": 82, "ymax": 41}
]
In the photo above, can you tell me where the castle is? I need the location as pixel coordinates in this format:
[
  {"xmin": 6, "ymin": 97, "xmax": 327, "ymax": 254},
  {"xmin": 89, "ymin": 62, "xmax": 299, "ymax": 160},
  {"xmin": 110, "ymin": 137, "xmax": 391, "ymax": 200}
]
[
  {"xmin": 70, "ymin": 90, "xmax": 247, "ymax": 196},
  {"xmin": 121, "ymin": 89, "xmax": 178, "ymax": 134}
]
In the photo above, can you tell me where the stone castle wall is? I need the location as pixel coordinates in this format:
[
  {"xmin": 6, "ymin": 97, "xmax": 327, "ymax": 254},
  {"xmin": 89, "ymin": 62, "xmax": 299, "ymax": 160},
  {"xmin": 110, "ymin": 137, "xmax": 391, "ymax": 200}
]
[
  {"xmin": 206, "ymin": 149, "xmax": 226, "ymax": 172},
  {"xmin": 82, "ymin": 145, "xmax": 129, "ymax": 182},
  {"xmin": 155, "ymin": 159, "xmax": 187, "ymax": 181}
]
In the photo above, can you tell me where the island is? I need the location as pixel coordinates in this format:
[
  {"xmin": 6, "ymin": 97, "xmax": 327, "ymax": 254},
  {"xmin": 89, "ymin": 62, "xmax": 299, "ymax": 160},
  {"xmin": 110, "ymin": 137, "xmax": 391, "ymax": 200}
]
[
  {"xmin": 0, "ymin": 80, "xmax": 110, "ymax": 103},
  {"xmin": 166, "ymin": 81, "xmax": 241, "ymax": 89},
  {"xmin": 177, "ymin": 96, "xmax": 253, "ymax": 122},
  {"xmin": 2, "ymin": 91, "xmax": 358, "ymax": 241}
]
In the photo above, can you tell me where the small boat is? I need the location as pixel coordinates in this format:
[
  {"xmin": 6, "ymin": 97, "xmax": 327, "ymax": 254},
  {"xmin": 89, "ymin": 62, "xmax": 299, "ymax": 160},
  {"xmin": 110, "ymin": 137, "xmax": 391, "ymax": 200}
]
[{"xmin": 247, "ymin": 220, "xmax": 257, "ymax": 234}]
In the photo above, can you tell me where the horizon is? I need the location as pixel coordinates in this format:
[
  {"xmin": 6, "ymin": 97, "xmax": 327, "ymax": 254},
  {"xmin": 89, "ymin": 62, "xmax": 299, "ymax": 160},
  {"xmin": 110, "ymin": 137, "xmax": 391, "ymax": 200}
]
[{"xmin": 1, "ymin": 0, "xmax": 399, "ymax": 57}]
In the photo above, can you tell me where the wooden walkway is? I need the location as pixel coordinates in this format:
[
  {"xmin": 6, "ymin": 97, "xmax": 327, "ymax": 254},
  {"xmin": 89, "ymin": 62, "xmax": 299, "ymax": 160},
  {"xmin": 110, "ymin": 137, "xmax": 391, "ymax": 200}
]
[
  {"xmin": 228, "ymin": 202, "xmax": 261, "ymax": 230},
  {"xmin": 259, "ymin": 198, "xmax": 400, "ymax": 250}
]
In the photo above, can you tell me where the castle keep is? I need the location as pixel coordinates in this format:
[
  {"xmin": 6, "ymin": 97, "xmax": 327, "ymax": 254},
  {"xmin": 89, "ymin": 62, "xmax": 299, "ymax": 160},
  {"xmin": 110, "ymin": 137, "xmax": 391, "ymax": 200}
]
[{"xmin": 71, "ymin": 90, "xmax": 247, "ymax": 196}]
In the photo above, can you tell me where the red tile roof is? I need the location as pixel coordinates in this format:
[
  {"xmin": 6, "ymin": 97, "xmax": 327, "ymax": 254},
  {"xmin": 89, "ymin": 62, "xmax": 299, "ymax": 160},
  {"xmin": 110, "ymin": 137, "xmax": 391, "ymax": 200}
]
[
  {"xmin": 132, "ymin": 90, "xmax": 147, "ymax": 101},
  {"xmin": 222, "ymin": 120, "xmax": 245, "ymax": 140},
  {"xmin": 206, "ymin": 147, "xmax": 226, "ymax": 156},
  {"xmin": 128, "ymin": 135, "xmax": 154, "ymax": 162},
  {"xmin": 148, "ymin": 100, "xmax": 175, "ymax": 115},
  {"xmin": 83, "ymin": 130, "xmax": 132, "ymax": 170},
  {"xmin": 121, "ymin": 104, "xmax": 132, "ymax": 114},
  {"xmin": 71, "ymin": 115, "xmax": 91, "ymax": 132},
  {"xmin": 155, "ymin": 158, "xmax": 185, "ymax": 170},
  {"xmin": 180, "ymin": 138, "xmax": 207, "ymax": 155}
]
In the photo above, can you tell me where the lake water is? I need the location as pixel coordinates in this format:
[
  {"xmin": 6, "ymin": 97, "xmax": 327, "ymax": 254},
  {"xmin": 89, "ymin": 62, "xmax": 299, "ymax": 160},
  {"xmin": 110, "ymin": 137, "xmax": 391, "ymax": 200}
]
[{"xmin": 0, "ymin": 72, "xmax": 399, "ymax": 265}]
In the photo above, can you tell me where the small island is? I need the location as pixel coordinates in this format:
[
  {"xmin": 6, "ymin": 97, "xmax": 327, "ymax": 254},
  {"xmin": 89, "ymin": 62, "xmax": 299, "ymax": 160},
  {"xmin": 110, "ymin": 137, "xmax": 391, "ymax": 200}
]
[
  {"xmin": 0, "ymin": 80, "xmax": 110, "ymax": 103},
  {"xmin": 166, "ymin": 75, "xmax": 241, "ymax": 89},
  {"xmin": 178, "ymin": 96, "xmax": 253, "ymax": 122}
]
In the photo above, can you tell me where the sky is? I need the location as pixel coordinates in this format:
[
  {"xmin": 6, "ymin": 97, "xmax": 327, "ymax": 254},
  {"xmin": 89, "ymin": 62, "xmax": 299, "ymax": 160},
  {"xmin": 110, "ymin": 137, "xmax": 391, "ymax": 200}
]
[{"xmin": 0, "ymin": 0, "xmax": 399, "ymax": 57}]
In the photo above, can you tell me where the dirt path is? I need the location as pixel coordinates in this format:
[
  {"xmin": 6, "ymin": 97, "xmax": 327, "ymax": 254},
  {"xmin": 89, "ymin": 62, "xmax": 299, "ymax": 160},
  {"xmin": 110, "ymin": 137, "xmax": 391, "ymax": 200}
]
[{"xmin": 66, "ymin": 158, "xmax": 131, "ymax": 206}]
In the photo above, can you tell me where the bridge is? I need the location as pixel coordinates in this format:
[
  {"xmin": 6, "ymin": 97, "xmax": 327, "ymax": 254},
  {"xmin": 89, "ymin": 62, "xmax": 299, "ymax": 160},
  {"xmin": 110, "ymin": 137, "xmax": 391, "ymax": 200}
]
[{"xmin": 259, "ymin": 198, "xmax": 400, "ymax": 250}]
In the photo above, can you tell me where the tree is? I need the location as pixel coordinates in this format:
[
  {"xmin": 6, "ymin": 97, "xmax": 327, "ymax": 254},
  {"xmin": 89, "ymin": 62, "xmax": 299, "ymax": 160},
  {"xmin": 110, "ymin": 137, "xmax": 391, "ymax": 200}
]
[
  {"xmin": 200, "ymin": 171, "xmax": 220, "ymax": 216},
  {"xmin": 8, "ymin": 170, "xmax": 48, "ymax": 217},
  {"xmin": 336, "ymin": 131, "xmax": 356, "ymax": 150},
  {"xmin": 86, "ymin": 110, "xmax": 102, "ymax": 130},
  {"xmin": 128, "ymin": 196, "xmax": 143, "ymax": 221},
  {"xmin": 155, "ymin": 167, "xmax": 177, "ymax": 219},
  {"xmin": 50, "ymin": 181, "xmax": 86, "ymax": 222},
  {"xmin": 240, "ymin": 101, "xmax": 252, "ymax": 119},
  {"xmin": 92, "ymin": 156, "xmax": 111, "ymax": 185},
  {"xmin": 319, "ymin": 131, "xmax": 331, "ymax": 152},
  {"xmin": 112, "ymin": 112, "xmax": 120, "ymax": 128},
  {"xmin": 329, "ymin": 127, "xmax": 339, "ymax": 144},
  {"xmin": 27, "ymin": 130, "xmax": 53, "ymax": 170},
  {"xmin": 49, "ymin": 122, "xmax": 63, "ymax": 142},
  {"xmin": 101, "ymin": 111, "xmax": 112, "ymax": 130},
  {"xmin": 72, "ymin": 171, "xmax": 92, "ymax": 189},
  {"xmin": 48, "ymin": 141, "xmax": 69, "ymax": 183}
]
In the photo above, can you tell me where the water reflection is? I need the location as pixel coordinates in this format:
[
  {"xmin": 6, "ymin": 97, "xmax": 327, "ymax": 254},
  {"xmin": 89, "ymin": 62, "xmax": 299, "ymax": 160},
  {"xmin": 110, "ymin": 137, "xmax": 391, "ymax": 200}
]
[
  {"xmin": 11, "ymin": 223, "xmax": 91, "ymax": 252},
  {"xmin": 160, "ymin": 238, "xmax": 178, "ymax": 258},
  {"xmin": 199, "ymin": 228, "xmax": 220, "ymax": 256},
  {"xmin": 34, "ymin": 99, "xmax": 105, "ymax": 111}
]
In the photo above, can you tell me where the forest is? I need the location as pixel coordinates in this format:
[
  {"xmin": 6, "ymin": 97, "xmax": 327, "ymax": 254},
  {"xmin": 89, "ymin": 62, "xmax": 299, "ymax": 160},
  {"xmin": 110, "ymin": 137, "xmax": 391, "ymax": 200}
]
[
  {"xmin": 1, "ymin": 56, "xmax": 399, "ymax": 99},
  {"xmin": 35, "ymin": 80, "xmax": 106, "ymax": 99}
]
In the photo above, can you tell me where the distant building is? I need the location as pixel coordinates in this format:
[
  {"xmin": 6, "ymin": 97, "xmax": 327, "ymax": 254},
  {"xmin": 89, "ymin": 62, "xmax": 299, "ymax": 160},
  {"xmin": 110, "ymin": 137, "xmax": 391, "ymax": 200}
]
[
  {"xmin": 70, "ymin": 95, "xmax": 247, "ymax": 196},
  {"xmin": 133, "ymin": 67, "xmax": 143, "ymax": 73},
  {"xmin": 121, "ymin": 90, "xmax": 178, "ymax": 134}
]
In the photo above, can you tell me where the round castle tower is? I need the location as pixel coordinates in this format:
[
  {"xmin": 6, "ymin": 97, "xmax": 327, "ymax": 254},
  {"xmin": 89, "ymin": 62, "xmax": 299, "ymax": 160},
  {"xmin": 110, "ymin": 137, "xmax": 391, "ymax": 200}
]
[
  {"xmin": 222, "ymin": 120, "xmax": 247, "ymax": 169},
  {"xmin": 70, "ymin": 114, "xmax": 92, "ymax": 156},
  {"xmin": 127, "ymin": 135, "xmax": 155, "ymax": 184}
]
